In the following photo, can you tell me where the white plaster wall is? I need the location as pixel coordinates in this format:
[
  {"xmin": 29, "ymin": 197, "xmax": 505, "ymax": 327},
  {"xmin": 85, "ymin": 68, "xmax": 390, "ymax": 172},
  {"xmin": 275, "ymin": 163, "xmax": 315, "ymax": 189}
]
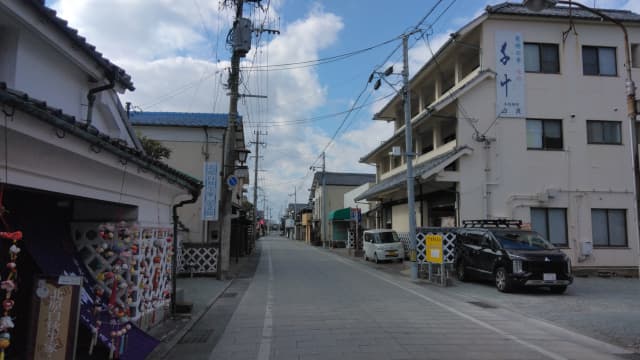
[
  {"xmin": 1, "ymin": 3, "xmax": 135, "ymax": 146},
  {"xmin": 2, "ymin": 112, "xmax": 187, "ymax": 227},
  {"xmin": 344, "ymin": 183, "xmax": 372, "ymax": 213}
]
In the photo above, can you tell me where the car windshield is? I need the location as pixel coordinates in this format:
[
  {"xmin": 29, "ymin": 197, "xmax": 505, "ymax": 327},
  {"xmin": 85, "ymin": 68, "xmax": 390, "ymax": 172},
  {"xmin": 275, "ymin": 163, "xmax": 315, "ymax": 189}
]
[
  {"xmin": 377, "ymin": 232, "xmax": 399, "ymax": 243},
  {"xmin": 494, "ymin": 231, "xmax": 554, "ymax": 250}
]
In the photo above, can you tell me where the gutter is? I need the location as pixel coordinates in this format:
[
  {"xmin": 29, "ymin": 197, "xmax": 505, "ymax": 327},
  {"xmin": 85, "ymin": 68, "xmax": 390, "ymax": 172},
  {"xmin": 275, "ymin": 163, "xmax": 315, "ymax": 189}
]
[
  {"xmin": 171, "ymin": 191, "xmax": 199, "ymax": 315},
  {"xmin": 87, "ymin": 73, "xmax": 116, "ymax": 125}
]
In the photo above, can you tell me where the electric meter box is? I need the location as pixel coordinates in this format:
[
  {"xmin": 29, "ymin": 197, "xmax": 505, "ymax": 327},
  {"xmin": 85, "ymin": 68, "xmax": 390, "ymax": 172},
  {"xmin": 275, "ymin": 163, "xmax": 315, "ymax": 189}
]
[
  {"xmin": 232, "ymin": 18, "xmax": 252, "ymax": 55},
  {"xmin": 581, "ymin": 240, "xmax": 593, "ymax": 256}
]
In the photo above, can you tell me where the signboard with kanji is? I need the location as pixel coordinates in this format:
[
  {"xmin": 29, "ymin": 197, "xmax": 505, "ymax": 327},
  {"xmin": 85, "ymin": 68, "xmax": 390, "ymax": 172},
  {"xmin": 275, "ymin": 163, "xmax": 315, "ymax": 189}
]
[
  {"xmin": 202, "ymin": 161, "xmax": 219, "ymax": 221},
  {"xmin": 495, "ymin": 31, "xmax": 525, "ymax": 118},
  {"xmin": 425, "ymin": 234, "xmax": 443, "ymax": 264}
]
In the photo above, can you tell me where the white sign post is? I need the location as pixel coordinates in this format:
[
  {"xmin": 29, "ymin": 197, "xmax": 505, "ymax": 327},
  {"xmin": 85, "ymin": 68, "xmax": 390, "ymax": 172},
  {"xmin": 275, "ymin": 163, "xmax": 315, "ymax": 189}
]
[
  {"xmin": 495, "ymin": 31, "xmax": 525, "ymax": 118},
  {"xmin": 202, "ymin": 162, "xmax": 219, "ymax": 221}
]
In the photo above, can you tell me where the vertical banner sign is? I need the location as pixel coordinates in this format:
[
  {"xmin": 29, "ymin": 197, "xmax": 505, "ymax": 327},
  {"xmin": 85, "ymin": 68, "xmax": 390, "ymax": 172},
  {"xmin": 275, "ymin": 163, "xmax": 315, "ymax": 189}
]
[
  {"xmin": 31, "ymin": 277, "xmax": 82, "ymax": 360},
  {"xmin": 495, "ymin": 31, "xmax": 525, "ymax": 118},
  {"xmin": 202, "ymin": 162, "xmax": 220, "ymax": 221},
  {"xmin": 425, "ymin": 234, "xmax": 443, "ymax": 264}
]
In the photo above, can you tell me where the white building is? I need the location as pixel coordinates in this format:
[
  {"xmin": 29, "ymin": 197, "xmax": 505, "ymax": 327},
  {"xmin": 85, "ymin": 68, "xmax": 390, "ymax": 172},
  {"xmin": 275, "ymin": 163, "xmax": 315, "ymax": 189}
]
[
  {"xmin": 0, "ymin": 1, "xmax": 200, "ymax": 357},
  {"xmin": 357, "ymin": 2, "xmax": 640, "ymax": 276}
]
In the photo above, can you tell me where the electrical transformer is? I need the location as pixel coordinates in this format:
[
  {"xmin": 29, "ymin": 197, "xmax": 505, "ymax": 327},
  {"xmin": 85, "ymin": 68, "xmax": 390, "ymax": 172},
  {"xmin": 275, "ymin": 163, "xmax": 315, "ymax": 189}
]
[{"xmin": 232, "ymin": 18, "xmax": 252, "ymax": 56}]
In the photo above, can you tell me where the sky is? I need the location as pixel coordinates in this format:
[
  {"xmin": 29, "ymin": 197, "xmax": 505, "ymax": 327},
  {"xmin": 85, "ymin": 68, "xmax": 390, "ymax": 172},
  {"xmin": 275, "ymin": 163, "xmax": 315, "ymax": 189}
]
[{"xmin": 49, "ymin": 0, "xmax": 640, "ymax": 220}]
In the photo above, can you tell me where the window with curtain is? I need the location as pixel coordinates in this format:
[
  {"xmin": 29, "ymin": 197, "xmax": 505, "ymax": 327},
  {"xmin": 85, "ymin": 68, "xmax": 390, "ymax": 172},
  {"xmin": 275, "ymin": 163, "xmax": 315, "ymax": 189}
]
[
  {"xmin": 524, "ymin": 43, "xmax": 560, "ymax": 73},
  {"xmin": 526, "ymin": 119, "xmax": 563, "ymax": 150},
  {"xmin": 587, "ymin": 121, "xmax": 622, "ymax": 144},
  {"xmin": 583, "ymin": 46, "xmax": 617, "ymax": 76},
  {"xmin": 531, "ymin": 208, "xmax": 568, "ymax": 246},
  {"xmin": 591, "ymin": 209, "xmax": 627, "ymax": 247}
]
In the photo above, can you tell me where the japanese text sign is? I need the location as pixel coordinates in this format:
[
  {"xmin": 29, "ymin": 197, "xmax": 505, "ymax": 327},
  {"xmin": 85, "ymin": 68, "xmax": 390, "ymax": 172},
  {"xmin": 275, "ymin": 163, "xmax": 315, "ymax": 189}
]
[
  {"xmin": 202, "ymin": 162, "xmax": 219, "ymax": 221},
  {"xmin": 495, "ymin": 31, "xmax": 525, "ymax": 118},
  {"xmin": 425, "ymin": 234, "xmax": 443, "ymax": 264}
]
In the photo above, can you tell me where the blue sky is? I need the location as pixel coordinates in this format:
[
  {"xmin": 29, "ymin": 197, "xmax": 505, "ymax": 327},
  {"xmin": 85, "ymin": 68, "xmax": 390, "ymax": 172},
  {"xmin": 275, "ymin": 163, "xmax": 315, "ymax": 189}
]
[{"xmin": 49, "ymin": 0, "xmax": 640, "ymax": 219}]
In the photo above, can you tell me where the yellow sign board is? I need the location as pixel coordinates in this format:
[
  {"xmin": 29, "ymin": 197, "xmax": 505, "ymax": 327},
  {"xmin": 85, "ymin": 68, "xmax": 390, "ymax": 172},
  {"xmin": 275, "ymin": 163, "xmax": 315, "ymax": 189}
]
[{"xmin": 425, "ymin": 234, "xmax": 443, "ymax": 264}]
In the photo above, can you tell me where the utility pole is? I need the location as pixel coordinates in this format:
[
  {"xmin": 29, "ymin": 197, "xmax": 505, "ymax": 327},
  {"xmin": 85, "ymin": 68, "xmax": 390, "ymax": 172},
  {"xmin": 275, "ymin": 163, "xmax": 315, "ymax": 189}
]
[
  {"xmin": 368, "ymin": 31, "xmax": 418, "ymax": 281},
  {"xmin": 321, "ymin": 152, "xmax": 327, "ymax": 248},
  {"xmin": 402, "ymin": 34, "xmax": 419, "ymax": 282},
  {"xmin": 288, "ymin": 186, "xmax": 297, "ymax": 239},
  {"xmin": 218, "ymin": 0, "xmax": 251, "ymax": 280},
  {"xmin": 250, "ymin": 129, "xmax": 266, "ymax": 249}
]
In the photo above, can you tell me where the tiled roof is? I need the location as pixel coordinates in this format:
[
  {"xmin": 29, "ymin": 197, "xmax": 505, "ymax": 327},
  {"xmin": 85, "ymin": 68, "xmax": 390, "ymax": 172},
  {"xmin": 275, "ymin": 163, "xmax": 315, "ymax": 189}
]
[
  {"xmin": 0, "ymin": 82, "xmax": 201, "ymax": 193},
  {"xmin": 129, "ymin": 112, "xmax": 238, "ymax": 128},
  {"xmin": 487, "ymin": 2, "xmax": 640, "ymax": 22},
  {"xmin": 355, "ymin": 146, "xmax": 472, "ymax": 202},
  {"xmin": 25, "ymin": 0, "xmax": 134, "ymax": 90}
]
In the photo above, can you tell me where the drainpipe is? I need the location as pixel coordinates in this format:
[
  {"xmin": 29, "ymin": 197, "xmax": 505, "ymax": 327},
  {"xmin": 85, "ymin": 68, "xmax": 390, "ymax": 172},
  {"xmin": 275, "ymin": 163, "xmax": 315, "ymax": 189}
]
[
  {"xmin": 86, "ymin": 74, "xmax": 116, "ymax": 125},
  {"xmin": 171, "ymin": 191, "xmax": 199, "ymax": 315},
  {"xmin": 202, "ymin": 127, "xmax": 210, "ymax": 244}
]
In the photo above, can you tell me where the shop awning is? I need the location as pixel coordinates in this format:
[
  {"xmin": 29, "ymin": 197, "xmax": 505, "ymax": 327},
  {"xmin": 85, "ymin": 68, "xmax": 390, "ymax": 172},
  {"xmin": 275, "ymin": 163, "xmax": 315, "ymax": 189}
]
[
  {"xmin": 355, "ymin": 146, "xmax": 472, "ymax": 202},
  {"xmin": 329, "ymin": 208, "xmax": 352, "ymax": 221}
]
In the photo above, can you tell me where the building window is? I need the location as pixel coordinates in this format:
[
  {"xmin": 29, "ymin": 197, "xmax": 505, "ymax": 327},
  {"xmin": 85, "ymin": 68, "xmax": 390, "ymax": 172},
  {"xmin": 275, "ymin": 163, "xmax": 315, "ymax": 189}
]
[
  {"xmin": 531, "ymin": 208, "xmax": 568, "ymax": 246},
  {"xmin": 582, "ymin": 46, "xmax": 617, "ymax": 76},
  {"xmin": 591, "ymin": 209, "xmax": 627, "ymax": 247},
  {"xmin": 587, "ymin": 120, "xmax": 622, "ymax": 144},
  {"xmin": 524, "ymin": 43, "xmax": 559, "ymax": 73},
  {"xmin": 632, "ymin": 44, "xmax": 640, "ymax": 68},
  {"xmin": 526, "ymin": 119, "xmax": 563, "ymax": 150}
]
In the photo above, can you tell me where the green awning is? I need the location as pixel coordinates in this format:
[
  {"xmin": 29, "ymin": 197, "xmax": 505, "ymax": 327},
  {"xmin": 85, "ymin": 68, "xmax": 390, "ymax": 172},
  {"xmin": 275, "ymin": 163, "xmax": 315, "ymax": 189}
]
[{"xmin": 329, "ymin": 207, "xmax": 351, "ymax": 221}]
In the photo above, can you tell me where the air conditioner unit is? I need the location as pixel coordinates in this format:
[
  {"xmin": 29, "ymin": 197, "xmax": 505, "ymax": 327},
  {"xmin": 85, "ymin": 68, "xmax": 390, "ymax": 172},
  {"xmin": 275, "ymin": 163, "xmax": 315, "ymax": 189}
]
[{"xmin": 390, "ymin": 146, "xmax": 401, "ymax": 157}]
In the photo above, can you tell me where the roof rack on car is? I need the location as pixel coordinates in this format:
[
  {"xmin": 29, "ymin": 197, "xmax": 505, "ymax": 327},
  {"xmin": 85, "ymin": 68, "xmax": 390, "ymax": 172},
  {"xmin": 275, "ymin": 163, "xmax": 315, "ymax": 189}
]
[{"xmin": 462, "ymin": 219, "xmax": 522, "ymax": 229}]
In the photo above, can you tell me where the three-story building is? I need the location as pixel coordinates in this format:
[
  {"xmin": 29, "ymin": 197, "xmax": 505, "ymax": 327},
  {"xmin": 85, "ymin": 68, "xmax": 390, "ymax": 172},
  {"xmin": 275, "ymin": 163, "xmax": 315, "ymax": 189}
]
[{"xmin": 356, "ymin": 2, "xmax": 640, "ymax": 275}]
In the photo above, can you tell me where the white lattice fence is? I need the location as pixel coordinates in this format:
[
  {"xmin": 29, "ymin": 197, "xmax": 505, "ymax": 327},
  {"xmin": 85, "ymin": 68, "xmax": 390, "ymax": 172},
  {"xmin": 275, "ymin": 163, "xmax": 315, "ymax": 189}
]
[
  {"xmin": 397, "ymin": 232, "xmax": 410, "ymax": 255},
  {"xmin": 346, "ymin": 230, "xmax": 363, "ymax": 249},
  {"xmin": 178, "ymin": 243, "xmax": 218, "ymax": 275}
]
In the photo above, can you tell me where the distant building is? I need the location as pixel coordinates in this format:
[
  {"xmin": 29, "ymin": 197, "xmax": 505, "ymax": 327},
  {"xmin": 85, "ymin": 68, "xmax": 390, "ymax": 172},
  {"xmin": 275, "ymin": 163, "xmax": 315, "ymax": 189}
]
[{"xmin": 309, "ymin": 172, "xmax": 375, "ymax": 245}]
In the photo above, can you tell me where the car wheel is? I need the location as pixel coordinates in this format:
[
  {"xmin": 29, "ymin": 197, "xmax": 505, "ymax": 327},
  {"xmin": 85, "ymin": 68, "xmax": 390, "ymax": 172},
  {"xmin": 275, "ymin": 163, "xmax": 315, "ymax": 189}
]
[
  {"xmin": 374, "ymin": 253, "xmax": 379, "ymax": 264},
  {"xmin": 456, "ymin": 261, "xmax": 469, "ymax": 282},
  {"xmin": 550, "ymin": 286, "xmax": 567, "ymax": 294},
  {"xmin": 495, "ymin": 267, "xmax": 513, "ymax": 293}
]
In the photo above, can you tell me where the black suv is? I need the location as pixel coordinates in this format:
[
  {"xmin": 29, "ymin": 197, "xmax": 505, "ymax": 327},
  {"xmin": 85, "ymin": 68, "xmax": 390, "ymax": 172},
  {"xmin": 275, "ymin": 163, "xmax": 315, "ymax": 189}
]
[{"xmin": 455, "ymin": 220, "xmax": 573, "ymax": 293}]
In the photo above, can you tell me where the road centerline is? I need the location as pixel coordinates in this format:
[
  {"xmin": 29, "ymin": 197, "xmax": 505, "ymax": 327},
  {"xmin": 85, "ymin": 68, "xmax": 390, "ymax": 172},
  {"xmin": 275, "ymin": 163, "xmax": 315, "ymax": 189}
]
[{"xmin": 257, "ymin": 243, "xmax": 275, "ymax": 360}]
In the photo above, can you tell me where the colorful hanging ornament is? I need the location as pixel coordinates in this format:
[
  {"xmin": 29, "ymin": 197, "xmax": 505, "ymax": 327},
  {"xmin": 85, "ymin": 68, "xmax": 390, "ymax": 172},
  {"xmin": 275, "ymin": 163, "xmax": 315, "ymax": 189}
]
[{"xmin": 0, "ymin": 230, "xmax": 21, "ymax": 360}]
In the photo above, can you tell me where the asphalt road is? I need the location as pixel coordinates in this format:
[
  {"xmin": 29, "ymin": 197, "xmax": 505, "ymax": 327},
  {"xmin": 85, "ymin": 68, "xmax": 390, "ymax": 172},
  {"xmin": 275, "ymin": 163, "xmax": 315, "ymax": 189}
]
[{"xmin": 198, "ymin": 236, "xmax": 636, "ymax": 359}]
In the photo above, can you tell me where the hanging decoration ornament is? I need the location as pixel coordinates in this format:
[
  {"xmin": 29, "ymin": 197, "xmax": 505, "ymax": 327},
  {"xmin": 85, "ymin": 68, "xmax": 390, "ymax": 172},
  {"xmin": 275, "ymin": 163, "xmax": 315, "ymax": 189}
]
[{"xmin": 0, "ymin": 231, "xmax": 21, "ymax": 360}]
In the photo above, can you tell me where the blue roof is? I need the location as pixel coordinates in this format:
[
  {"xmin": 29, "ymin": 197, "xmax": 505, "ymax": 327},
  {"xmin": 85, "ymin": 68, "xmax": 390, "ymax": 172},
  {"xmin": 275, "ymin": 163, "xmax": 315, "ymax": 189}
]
[{"xmin": 129, "ymin": 112, "xmax": 241, "ymax": 128}]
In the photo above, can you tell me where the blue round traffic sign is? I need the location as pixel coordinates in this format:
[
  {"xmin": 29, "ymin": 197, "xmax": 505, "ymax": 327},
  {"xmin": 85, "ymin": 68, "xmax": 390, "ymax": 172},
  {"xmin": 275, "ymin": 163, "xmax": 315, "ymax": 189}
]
[{"xmin": 227, "ymin": 175, "xmax": 238, "ymax": 187}]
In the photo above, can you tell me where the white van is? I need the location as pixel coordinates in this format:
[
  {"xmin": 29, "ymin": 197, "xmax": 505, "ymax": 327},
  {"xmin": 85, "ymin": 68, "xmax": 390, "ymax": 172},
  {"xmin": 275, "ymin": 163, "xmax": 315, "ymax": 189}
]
[{"xmin": 363, "ymin": 229, "xmax": 404, "ymax": 263}]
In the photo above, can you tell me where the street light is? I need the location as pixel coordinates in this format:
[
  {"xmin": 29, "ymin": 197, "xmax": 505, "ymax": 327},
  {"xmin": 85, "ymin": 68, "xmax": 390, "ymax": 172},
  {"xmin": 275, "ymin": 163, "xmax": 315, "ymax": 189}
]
[
  {"xmin": 235, "ymin": 148, "xmax": 250, "ymax": 165},
  {"xmin": 523, "ymin": 0, "xmax": 640, "ymax": 247}
]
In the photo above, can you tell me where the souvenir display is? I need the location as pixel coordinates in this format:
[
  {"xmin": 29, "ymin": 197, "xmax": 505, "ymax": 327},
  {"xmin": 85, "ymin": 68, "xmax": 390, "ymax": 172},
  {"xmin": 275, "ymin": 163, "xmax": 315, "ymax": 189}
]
[
  {"xmin": 73, "ymin": 222, "xmax": 172, "ymax": 358},
  {"xmin": 0, "ymin": 231, "xmax": 21, "ymax": 360}
]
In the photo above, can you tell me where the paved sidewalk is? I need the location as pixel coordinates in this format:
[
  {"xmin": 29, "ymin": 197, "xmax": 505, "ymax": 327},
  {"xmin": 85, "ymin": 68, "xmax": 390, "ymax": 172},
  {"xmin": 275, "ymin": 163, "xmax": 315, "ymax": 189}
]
[{"xmin": 147, "ymin": 249, "xmax": 258, "ymax": 359}]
